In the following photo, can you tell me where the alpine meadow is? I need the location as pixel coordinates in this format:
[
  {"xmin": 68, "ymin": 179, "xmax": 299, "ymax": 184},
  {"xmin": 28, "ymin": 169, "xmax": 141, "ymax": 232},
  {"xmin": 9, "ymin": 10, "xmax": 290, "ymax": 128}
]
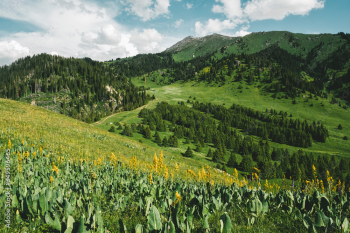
[{"xmin": 1, "ymin": 3, "xmax": 350, "ymax": 232}]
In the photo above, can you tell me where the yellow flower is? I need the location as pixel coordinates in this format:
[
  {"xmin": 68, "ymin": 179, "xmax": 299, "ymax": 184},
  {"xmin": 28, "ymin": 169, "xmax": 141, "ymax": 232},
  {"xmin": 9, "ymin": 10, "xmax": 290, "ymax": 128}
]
[
  {"xmin": 175, "ymin": 162, "xmax": 180, "ymax": 172},
  {"xmin": 50, "ymin": 176, "xmax": 53, "ymax": 183},
  {"xmin": 175, "ymin": 191, "xmax": 181, "ymax": 202},
  {"xmin": 148, "ymin": 173, "xmax": 153, "ymax": 184},
  {"xmin": 8, "ymin": 139, "xmax": 11, "ymax": 149},
  {"xmin": 39, "ymin": 147, "xmax": 43, "ymax": 156}
]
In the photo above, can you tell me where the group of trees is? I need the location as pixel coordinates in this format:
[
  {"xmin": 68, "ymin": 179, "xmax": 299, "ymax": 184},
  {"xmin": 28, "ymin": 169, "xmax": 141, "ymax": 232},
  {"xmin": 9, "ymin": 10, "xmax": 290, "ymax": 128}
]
[{"xmin": 0, "ymin": 54, "xmax": 152, "ymax": 123}]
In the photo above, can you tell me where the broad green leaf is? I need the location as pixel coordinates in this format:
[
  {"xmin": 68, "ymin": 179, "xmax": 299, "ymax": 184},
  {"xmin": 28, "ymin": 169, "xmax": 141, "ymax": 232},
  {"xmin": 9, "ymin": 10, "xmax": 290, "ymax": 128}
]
[
  {"xmin": 219, "ymin": 212, "xmax": 232, "ymax": 233},
  {"xmin": 147, "ymin": 205, "xmax": 162, "ymax": 231}
]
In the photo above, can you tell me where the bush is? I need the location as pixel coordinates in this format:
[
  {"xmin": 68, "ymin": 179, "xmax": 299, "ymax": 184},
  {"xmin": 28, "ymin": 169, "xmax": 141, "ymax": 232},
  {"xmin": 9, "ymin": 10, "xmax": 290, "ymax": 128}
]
[
  {"xmin": 108, "ymin": 126, "xmax": 115, "ymax": 132},
  {"xmin": 343, "ymin": 136, "xmax": 348, "ymax": 140},
  {"xmin": 338, "ymin": 124, "xmax": 342, "ymax": 130},
  {"xmin": 216, "ymin": 164, "xmax": 222, "ymax": 170},
  {"xmin": 139, "ymin": 139, "xmax": 143, "ymax": 143}
]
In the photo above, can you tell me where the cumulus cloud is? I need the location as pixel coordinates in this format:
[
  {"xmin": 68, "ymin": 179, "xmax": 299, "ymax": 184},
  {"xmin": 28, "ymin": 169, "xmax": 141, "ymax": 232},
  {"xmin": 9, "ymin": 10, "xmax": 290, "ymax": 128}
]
[
  {"xmin": 0, "ymin": 0, "xmax": 170, "ymax": 65},
  {"xmin": 173, "ymin": 19, "xmax": 184, "ymax": 28},
  {"xmin": 186, "ymin": 3, "xmax": 193, "ymax": 9},
  {"xmin": 195, "ymin": 19, "xmax": 238, "ymax": 37},
  {"xmin": 130, "ymin": 28, "xmax": 164, "ymax": 53},
  {"xmin": 243, "ymin": 0, "xmax": 325, "ymax": 21},
  {"xmin": 0, "ymin": 40, "xmax": 30, "ymax": 65},
  {"xmin": 195, "ymin": 0, "xmax": 324, "ymax": 37},
  {"xmin": 212, "ymin": 0, "xmax": 325, "ymax": 21},
  {"xmin": 124, "ymin": 0, "xmax": 170, "ymax": 21}
]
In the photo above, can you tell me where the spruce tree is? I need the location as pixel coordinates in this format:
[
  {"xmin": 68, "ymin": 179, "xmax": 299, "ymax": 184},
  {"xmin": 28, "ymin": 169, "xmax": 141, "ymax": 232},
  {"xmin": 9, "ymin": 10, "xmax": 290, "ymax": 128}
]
[
  {"xmin": 108, "ymin": 125, "xmax": 116, "ymax": 132},
  {"xmin": 154, "ymin": 131, "xmax": 161, "ymax": 144},
  {"xmin": 195, "ymin": 143, "xmax": 202, "ymax": 152},
  {"xmin": 207, "ymin": 148, "xmax": 213, "ymax": 158},
  {"xmin": 227, "ymin": 152, "xmax": 238, "ymax": 168},
  {"xmin": 162, "ymin": 136, "xmax": 168, "ymax": 147},
  {"xmin": 212, "ymin": 149, "xmax": 224, "ymax": 163},
  {"xmin": 145, "ymin": 126, "xmax": 152, "ymax": 139},
  {"xmin": 239, "ymin": 154, "xmax": 253, "ymax": 172},
  {"xmin": 184, "ymin": 146, "xmax": 194, "ymax": 157},
  {"xmin": 338, "ymin": 124, "xmax": 342, "ymax": 130},
  {"xmin": 173, "ymin": 136, "xmax": 178, "ymax": 147}
]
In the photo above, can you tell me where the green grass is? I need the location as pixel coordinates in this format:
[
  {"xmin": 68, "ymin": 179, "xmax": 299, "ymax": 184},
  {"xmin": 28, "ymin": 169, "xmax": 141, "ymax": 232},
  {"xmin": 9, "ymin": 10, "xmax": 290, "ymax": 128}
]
[{"xmin": 95, "ymin": 76, "xmax": 350, "ymax": 161}]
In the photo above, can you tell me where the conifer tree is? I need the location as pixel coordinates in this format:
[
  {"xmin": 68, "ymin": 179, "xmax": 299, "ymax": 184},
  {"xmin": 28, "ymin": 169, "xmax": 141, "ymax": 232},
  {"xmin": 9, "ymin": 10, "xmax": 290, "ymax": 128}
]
[
  {"xmin": 162, "ymin": 136, "xmax": 168, "ymax": 147},
  {"xmin": 108, "ymin": 125, "xmax": 115, "ymax": 132},
  {"xmin": 195, "ymin": 143, "xmax": 202, "ymax": 152},
  {"xmin": 227, "ymin": 152, "xmax": 238, "ymax": 168},
  {"xmin": 207, "ymin": 148, "xmax": 213, "ymax": 158},
  {"xmin": 154, "ymin": 131, "xmax": 161, "ymax": 144},
  {"xmin": 184, "ymin": 146, "xmax": 194, "ymax": 157},
  {"xmin": 239, "ymin": 154, "xmax": 253, "ymax": 172},
  {"xmin": 145, "ymin": 126, "xmax": 152, "ymax": 139}
]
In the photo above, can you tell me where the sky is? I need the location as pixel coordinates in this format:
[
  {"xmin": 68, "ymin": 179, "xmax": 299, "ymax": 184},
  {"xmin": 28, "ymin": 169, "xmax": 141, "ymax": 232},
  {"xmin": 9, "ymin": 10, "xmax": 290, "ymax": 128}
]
[{"xmin": 0, "ymin": 0, "xmax": 349, "ymax": 66}]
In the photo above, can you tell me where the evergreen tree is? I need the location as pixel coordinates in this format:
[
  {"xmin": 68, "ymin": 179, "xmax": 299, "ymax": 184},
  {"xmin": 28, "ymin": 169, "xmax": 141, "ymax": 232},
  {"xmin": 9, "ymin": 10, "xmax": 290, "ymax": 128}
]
[
  {"xmin": 108, "ymin": 125, "xmax": 116, "ymax": 132},
  {"xmin": 145, "ymin": 126, "xmax": 152, "ymax": 139},
  {"xmin": 212, "ymin": 149, "xmax": 225, "ymax": 163},
  {"xmin": 222, "ymin": 164, "xmax": 227, "ymax": 172},
  {"xmin": 227, "ymin": 152, "xmax": 238, "ymax": 168},
  {"xmin": 173, "ymin": 136, "xmax": 179, "ymax": 147},
  {"xmin": 117, "ymin": 123, "xmax": 123, "ymax": 130},
  {"xmin": 154, "ymin": 131, "xmax": 161, "ymax": 144},
  {"xmin": 239, "ymin": 154, "xmax": 253, "ymax": 172},
  {"xmin": 338, "ymin": 124, "xmax": 342, "ymax": 130},
  {"xmin": 184, "ymin": 146, "xmax": 194, "ymax": 157},
  {"xmin": 162, "ymin": 136, "xmax": 168, "ymax": 147},
  {"xmin": 195, "ymin": 143, "xmax": 202, "ymax": 152},
  {"xmin": 207, "ymin": 148, "xmax": 213, "ymax": 158}
]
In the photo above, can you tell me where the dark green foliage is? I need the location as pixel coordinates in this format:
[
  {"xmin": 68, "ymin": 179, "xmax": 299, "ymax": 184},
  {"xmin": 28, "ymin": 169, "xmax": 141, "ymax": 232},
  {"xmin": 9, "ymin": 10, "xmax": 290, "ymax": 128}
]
[
  {"xmin": 239, "ymin": 154, "xmax": 253, "ymax": 172},
  {"xmin": 343, "ymin": 136, "xmax": 348, "ymax": 140},
  {"xmin": 0, "ymin": 53, "xmax": 152, "ymax": 122},
  {"xmin": 154, "ymin": 131, "xmax": 161, "ymax": 144},
  {"xmin": 338, "ymin": 124, "xmax": 343, "ymax": 130},
  {"xmin": 227, "ymin": 152, "xmax": 238, "ymax": 168},
  {"xmin": 121, "ymin": 124, "xmax": 133, "ymax": 137},
  {"xmin": 207, "ymin": 148, "xmax": 213, "ymax": 158},
  {"xmin": 144, "ymin": 126, "xmax": 152, "ymax": 139},
  {"xmin": 108, "ymin": 126, "xmax": 115, "ymax": 132},
  {"xmin": 212, "ymin": 149, "xmax": 224, "ymax": 163},
  {"xmin": 162, "ymin": 136, "xmax": 168, "ymax": 147},
  {"xmin": 195, "ymin": 143, "xmax": 202, "ymax": 152},
  {"xmin": 184, "ymin": 146, "xmax": 194, "ymax": 157}
]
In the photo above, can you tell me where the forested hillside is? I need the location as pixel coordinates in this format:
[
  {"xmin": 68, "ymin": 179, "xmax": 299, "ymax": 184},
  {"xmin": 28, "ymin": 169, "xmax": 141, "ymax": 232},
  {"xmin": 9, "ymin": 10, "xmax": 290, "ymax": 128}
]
[{"xmin": 0, "ymin": 54, "xmax": 152, "ymax": 122}]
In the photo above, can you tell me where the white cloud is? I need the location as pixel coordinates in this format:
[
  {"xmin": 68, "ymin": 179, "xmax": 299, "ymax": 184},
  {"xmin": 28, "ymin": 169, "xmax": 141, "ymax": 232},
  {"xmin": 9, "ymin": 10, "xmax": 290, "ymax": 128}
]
[
  {"xmin": 0, "ymin": 0, "xmax": 170, "ymax": 65},
  {"xmin": 186, "ymin": 3, "xmax": 193, "ymax": 9},
  {"xmin": 0, "ymin": 40, "xmax": 30, "ymax": 65},
  {"xmin": 124, "ymin": 0, "xmax": 170, "ymax": 21},
  {"xmin": 243, "ymin": 0, "xmax": 325, "ymax": 21},
  {"xmin": 195, "ymin": 19, "xmax": 238, "ymax": 37},
  {"xmin": 194, "ymin": 0, "xmax": 324, "ymax": 37},
  {"xmin": 130, "ymin": 28, "xmax": 164, "ymax": 54},
  {"xmin": 230, "ymin": 30, "xmax": 251, "ymax": 37},
  {"xmin": 173, "ymin": 19, "xmax": 184, "ymax": 28},
  {"xmin": 212, "ymin": 0, "xmax": 325, "ymax": 21},
  {"xmin": 212, "ymin": 0, "xmax": 243, "ymax": 20}
]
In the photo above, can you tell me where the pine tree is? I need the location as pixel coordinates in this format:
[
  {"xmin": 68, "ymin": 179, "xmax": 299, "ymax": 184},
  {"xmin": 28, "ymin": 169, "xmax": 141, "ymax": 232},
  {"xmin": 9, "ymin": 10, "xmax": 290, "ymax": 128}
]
[
  {"xmin": 173, "ymin": 136, "xmax": 178, "ymax": 147},
  {"xmin": 154, "ymin": 131, "xmax": 161, "ymax": 144},
  {"xmin": 227, "ymin": 152, "xmax": 238, "ymax": 168},
  {"xmin": 212, "ymin": 149, "xmax": 224, "ymax": 163},
  {"xmin": 239, "ymin": 154, "xmax": 253, "ymax": 172},
  {"xmin": 195, "ymin": 143, "xmax": 202, "ymax": 152},
  {"xmin": 108, "ymin": 125, "xmax": 116, "ymax": 132},
  {"xmin": 338, "ymin": 124, "xmax": 342, "ymax": 130},
  {"xmin": 145, "ymin": 126, "xmax": 152, "ymax": 139},
  {"xmin": 207, "ymin": 148, "xmax": 213, "ymax": 158},
  {"xmin": 162, "ymin": 136, "xmax": 168, "ymax": 147},
  {"xmin": 184, "ymin": 146, "xmax": 194, "ymax": 157}
]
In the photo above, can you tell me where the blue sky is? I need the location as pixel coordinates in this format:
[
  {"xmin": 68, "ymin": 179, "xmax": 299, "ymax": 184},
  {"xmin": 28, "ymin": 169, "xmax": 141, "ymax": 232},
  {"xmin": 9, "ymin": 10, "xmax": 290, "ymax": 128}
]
[{"xmin": 0, "ymin": 0, "xmax": 349, "ymax": 66}]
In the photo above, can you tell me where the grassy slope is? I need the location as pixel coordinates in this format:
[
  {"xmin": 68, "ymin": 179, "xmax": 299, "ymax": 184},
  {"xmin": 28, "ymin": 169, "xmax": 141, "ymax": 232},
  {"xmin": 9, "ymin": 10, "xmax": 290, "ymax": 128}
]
[
  {"xmin": 95, "ymin": 76, "xmax": 350, "ymax": 162},
  {"xmin": 0, "ymin": 98, "xmax": 224, "ymax": 179}
]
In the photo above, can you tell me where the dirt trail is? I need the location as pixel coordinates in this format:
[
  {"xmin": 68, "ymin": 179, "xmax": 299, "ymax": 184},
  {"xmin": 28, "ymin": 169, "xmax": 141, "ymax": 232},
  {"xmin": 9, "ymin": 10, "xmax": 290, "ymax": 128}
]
[{"xmin": 93, "ymin": 98, "xmax": 158, "ymax": 125}]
